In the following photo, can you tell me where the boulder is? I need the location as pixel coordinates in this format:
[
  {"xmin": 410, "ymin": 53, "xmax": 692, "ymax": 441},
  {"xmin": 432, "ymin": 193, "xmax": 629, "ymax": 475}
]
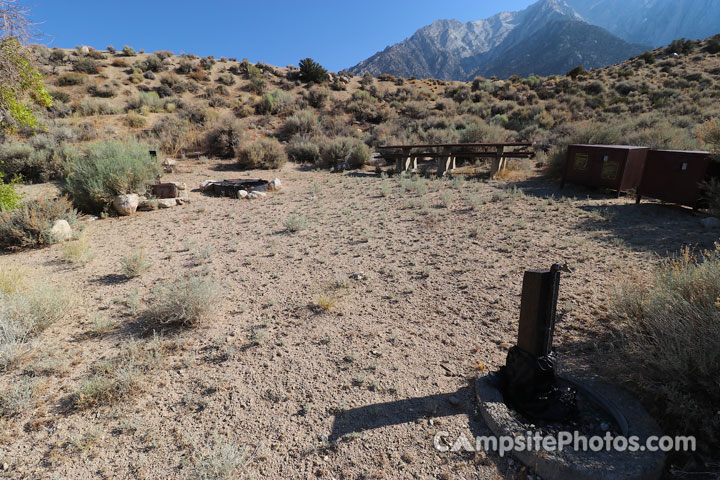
[
  {"xmin": 173, "ymin": 182, "xmax": 187, "ymax": 191},
  {"xmin": 157, "ymin": 199, "xmax": 177, "ymax": 209},
  {"xmin": 700, "ymin": 217, "xmax": 720, "ymax": 229},
  {"xmin": 268, "ymin": 178, "xmax": 282, "ymax": 191},
  {"xmin": 138, "ymin": 199, "xmax": 159, "ymax": 211},
  {"xmin": 237, "ymin": 190, "xmax": 249, "ymax": 199},
  {"xmin": 163, "ymin": 158, "xmax": 177, "ymax": 173},
  {"xmin": 50, "ymin": 220, "xmax": 72, "ymax": 242},
  {"xmin": 113, "ymin": 194, "xmax": 140, "ymax": 216},
  {"xmin": 80, "ymin": 45, "xmax": 90, "ymax": 55}
]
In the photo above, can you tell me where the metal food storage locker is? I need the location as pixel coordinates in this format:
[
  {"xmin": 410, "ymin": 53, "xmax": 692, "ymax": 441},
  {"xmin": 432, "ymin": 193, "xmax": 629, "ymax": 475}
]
[
  {"xmin": 636, "ymin": 149, "xmax": 718, "ymax": 208},
  {"xmin": 561, "ymin": 145, "xmax": 650, "ymax": 196}
]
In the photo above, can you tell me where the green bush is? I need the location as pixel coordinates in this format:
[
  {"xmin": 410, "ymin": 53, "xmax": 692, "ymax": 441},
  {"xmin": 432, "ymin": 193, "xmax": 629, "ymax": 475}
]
[
  {"xmin": 122, "ymin": 45, "xmax": 137, "ymax": 56},
  {"xmin": 257, "ymin": 89, "xmax": 294, "ymax": 115},
  {"xmin": 216, "ymin": 72, "xmax": 235, "ymax": 86},
  {"xmin": 318, "ymin": 137, "xmax": 370, "ymax": 169},
  {"xmin": 0, "ymin": 196, "xmax": 76, "ymax": 251},
  {"xmin": 0, "ymin": 137, "xmax": 77, "ymax": 183},
  {"xmin": 77, "ymin": 99, "xmax": 120, "ymax": 116},
  {"xmin": 0, "ymin": 173, "xmax": 22, "ymax": 212},
  {"xmin": 611, "ymin": 246, "xmax": 720, "ymax": 452},
  {"xmin": 236, "ymin": 138, "xmax": 287, "ymax": 169},
  {"xmin": 639, "ymin": 51, "xmax": 656, "ymax": 64},
  {"xmin": 298, "ymin": 58, "xmax": 328, "ymax": 83},
  {"xmin": 307, "ymin": 86, "xmax": 330, "ymax": 108},
  {"xmin": 135, "ymin": 54, "xmax": 163, "ymax": 73},
  {"xmin": 62, "ymin": 138, "xmax": 161, "ymax": 213}
]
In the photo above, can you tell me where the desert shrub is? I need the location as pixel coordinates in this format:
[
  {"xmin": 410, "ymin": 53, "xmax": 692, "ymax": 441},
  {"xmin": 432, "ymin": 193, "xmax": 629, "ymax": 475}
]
[
  {"xmin": 0, "ymin": 173, "xmax": 22, "ymax": 212},
  {"xmin": 566, "ymin": 65, "xmax": 586, "ymax": 79},
  {"xmin": 706, "ymin": 35, "xmax": 720, "ymax": 54},
  {"xmin": 144, "ymin": 275, "xmax": 218, "ymax": 328},
  {"xmin": 154, "ymin": 50, "xmax": 173, "ymax": 60},
  {"xmin": 152, "ymin": 116, "xmax": 194, "ymax": 155},
  {"xmin": 583, "ymin": 81, "xmax": 605, "ymax": 95},
  {"xmin": 257, "ymin": 89, "xmax": 293, "ymax": 115},
  {"xmin": 298, "ymin": 58, "xmax": 328, "ymax": 83},
  {"xmin": 286, "ymin": 138, "xmax": 321, "ymax": 164},
  {"xmin": 666, "ymin": 38, "xmax": 694, "ymax": 55},
  {"xmin": 176, "ymin": 59, "xmax": 194, "ymax": 74},
  {"xmin": 77, "ymin": 99, "xmax": 119, "ymax": 116},
  {"xmin": 120, "ymin": 249, "xmax": 153, "ymax": 278},
  {"xmin": 403, "ymin": 101, "xmax": 430, "ymax": 119},
  {"xmin": 610, "ymin": 246, "xmax": 720, "ymax": 452},
  {"xmin": 204, "ymin": 117, "xmax": 243, "ymax": 158},
  {"xmin": 125, "ymin": 112, "xmax": 147, "ymax": 128},
  {"xmin": 74, "ymin": 57, "xmax": 100, "ymax": 74},
  {"xmin": 216, "ymin": 72, "xmax": 235, "ymax": 86},
  {"xmin": 318, "ymin": 137, "xmax": 369, "ymax": 169},
  {"xmin": 0, "ymin": 137, "xmax": 77, "ymax": 183},
  {"xmin": 127, "ymin": 91, "xmax": 164, "ymax": 113},
  {"xmin": 0, "ymin": 282, "xmax": 74, "ymax": 368},
  {"xmin": 0, "ymin": 196, "xmax": 76, "ymax": 251},
  {"xmin": 459, "ymin": 120, "xmax": 510, "ymax": 143},
  {"xmin": 122, "ymin": 45, "xmax": 137, "ymax": 56},
  {"xmin": 282, "ymin": 110, "xmax": 319, "ymax": 138},
  {"xmin": 236, "ymin": 138, "xmax": 287, "ymax": 169},
  {"xmin": 62, "ymin": 138, "xmax": 161, "ymax": 213},
  {"xmin": 639, "ymin": 51, "xmax": 656, "ymax": 64},
  {"xmin": 284, "ymin": 214, "xmax": 308, "ymax": 233},
  {"xmin": 179, "ymin": 101, "xmax": 210, "ymax": 126},
  {"xmin": 189, "ymin": 69, "xmax": 209, "ymax": 82},
  {"xmin": 57, "ymin": 73, "xmax": 86, "ymax": 86},
  {"xmin": 135, "ymin": 54, "xmax": 163, "ymax": 73},
  {"xmin": 61, "ymin": 236, "xmax": 95, "ymax": 265},
  {"xmin": 702, "ymin": 178, "xmax": 720, "ymax": 217},
  {"xmin": 307, "ymin": 86, "xmax": 330, "ymax": 108},
  {"xmin": 49, "ymin": 90, "xmax": 71, "ymax": 103},
  {"xmin": 87, "ymin": 83, "xmax": 117, "ymax": 98},
  {"xmin": 614, "ymin": 81, "xmax": 638, "ymax": 95},
  {"xmin": 248, "ymin": 74, "xmax": 267, "ymax": 95}
]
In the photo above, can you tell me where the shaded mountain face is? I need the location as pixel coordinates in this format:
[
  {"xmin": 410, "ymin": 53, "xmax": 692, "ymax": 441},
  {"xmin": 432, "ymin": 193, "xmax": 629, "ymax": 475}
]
[
  {"xmin": 348, "ymin": 0, "xmax": 647, "ymax": 80},
  {"xmin": 567, "ymin": 0, "xmax": 720, "ymax": 47}
]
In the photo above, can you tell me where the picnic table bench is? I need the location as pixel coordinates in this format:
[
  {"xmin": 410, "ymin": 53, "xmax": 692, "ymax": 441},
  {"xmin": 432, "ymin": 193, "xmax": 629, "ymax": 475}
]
[{"xmin": 376, "ymin": 142, "xmax": 535, "ymax": 176}]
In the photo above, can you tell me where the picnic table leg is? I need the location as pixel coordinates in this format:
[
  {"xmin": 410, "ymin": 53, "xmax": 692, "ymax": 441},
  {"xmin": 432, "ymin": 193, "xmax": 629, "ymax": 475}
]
[
  {"xmin": 491, "ymin": 146, "xmax": 505, "ymax": 178},
  {"xmin": 412, "ymin": 157, "xmax": 418, "ymax": 170},
  {"xmin": 396, "ymin": 148, "xmax": 412, "ymax": 174}
]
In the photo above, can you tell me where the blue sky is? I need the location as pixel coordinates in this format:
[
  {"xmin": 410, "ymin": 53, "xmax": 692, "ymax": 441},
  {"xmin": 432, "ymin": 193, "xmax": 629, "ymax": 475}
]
[{"xmin": 30, "ymin": 0, "xmax": 535, "ymax": 71}]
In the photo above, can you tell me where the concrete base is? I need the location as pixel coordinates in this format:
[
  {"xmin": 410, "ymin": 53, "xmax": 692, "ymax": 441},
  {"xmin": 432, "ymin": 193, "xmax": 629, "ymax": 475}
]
[{"xmin": 475, "ymin": 372, "xmax": 665, "ymax": 480}]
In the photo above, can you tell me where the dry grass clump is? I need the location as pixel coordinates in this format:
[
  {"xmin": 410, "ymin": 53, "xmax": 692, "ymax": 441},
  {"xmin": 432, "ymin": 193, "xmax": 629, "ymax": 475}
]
[
  {"xmin": 144, "ymin": 275, "xmax": 219, "ymax": 329},
  {"xmin": 61, "ymin": 236, "xmax": 95, "ymax": 265},
  {"xmin": 0, "ymin": 282, "xmax": 74, "ymax": 369},
  {"xmin": 120, "ymin": 249, "xmax": 153, "ymax": 278},
  {"xmin": 610, "ymin": 245, "xmax": 720, "ymax": 452},
  {"xmin": 283, "ymin": 214, "xmax": 308, "ymax": 233}
]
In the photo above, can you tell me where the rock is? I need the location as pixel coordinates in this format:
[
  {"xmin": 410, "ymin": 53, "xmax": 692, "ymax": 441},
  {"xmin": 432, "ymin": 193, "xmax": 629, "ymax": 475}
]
[
  {"xmin": 200, "ymin": 180, "xmax": 217, "ymax": 191},
  {"xmin": 80, "ymin": 45, "xmax": 90, "ymax": 55},
  {"xmin": 172, "ymin": 182, "xmax": 187, "ymax": 191},
  {"xmin": 138, "ymin": 199, "xmax": 159, "ymax": 211},
  {"xmin": 163, "ymin": 158, "xmax": 177, "ymax": 173},
  {"xmin": 157, "ymin": 199, "xmax": 177, "ymax": 209},
  {"xmin": 162, "ymin": 57, "xmax": 173, "ymax": 65},
  {"xmin": 144, "ymin": 71, "xmax": 156, "ymax": 80},
  {"xmin": 700, "ymin": 217, "xmax": 720, "ymax": 229},
  {"xmin": 247, "ymin": 191, "xmax": 267, "ymax": 200},
  {"xmin": 50, "ymin": 220, "xmax": 72, "ymax": 242},
  {"xmin": 350, "ymin": 272, "xmax": 365, "ymax": 281},
  {"xmin": 176, "ymin": 197, "xmax": 190, "ymax": 205},
  {"xmin": 237, "ymin": 190, "xmax": 249, "ymax": 199},
  {"xmin": 112, "ymin": 194, "xmax": 140, "ymax": 216},
  {"xmin": 268, "ymin": 178, "xmax": 282, "ymax": 191}
]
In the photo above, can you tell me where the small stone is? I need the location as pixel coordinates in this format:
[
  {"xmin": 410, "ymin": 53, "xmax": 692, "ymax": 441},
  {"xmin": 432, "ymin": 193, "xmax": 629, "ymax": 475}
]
[
  {"xmin": 268, "ymin": 178, "xmax": 282, "ymax": 191},
  {"xmin": 138, "ymin": 199, "xmax": 159, "ymax": 211},
  {"xmin": 247, "ymin": 191, "xmax": 267, "ymax": 200},
  {"xmin": 157, "ymin": 199, "xmax": 177, "ymax": 209},
  {"xmin": 350, "ymin": 272, "xmax": 365, "ymax": 281},
  {"xmin": 50, "ymin": 220, "xmax": 72, "ymax": 242},
  {"xmin": 176, "ymin": 197, "xmax": 190, "ymax": 205},
  {"xmin": 448, "ymin": 395, "xmax": 460, "ymax": 407},
  {"xmin": 700, "ymin": 217, "xmax": 720, "ymax": 229},
  {"xmin": 172, "ymin": 182, "xmax": 187, "ymax": 191},
  {"xmin": 237, "ymin": 190, "xmax": 249, "ymax": 199},
  {"xmin": 319, "ymin": 434, "xmax": 329, "ymax": 443},
  {"xmin": 112, "ymin": 194, "xmax": 140, "ymax": 216},
  {"xmin": 162, "ymin": 158, "xmax": 177, "ymax": 173}
]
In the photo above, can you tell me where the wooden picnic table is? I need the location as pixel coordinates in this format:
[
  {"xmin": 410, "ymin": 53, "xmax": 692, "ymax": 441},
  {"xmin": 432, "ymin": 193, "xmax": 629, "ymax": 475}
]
[{"xmin": 376, "ymin": 142, "xmax": 535, "ymax": 176}]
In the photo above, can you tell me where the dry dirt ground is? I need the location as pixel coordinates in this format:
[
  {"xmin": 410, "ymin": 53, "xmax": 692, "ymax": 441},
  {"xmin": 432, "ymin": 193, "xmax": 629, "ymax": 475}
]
[{"xmin": 1, "ymin": 159, "xmax": 717, "ymax": 479}]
